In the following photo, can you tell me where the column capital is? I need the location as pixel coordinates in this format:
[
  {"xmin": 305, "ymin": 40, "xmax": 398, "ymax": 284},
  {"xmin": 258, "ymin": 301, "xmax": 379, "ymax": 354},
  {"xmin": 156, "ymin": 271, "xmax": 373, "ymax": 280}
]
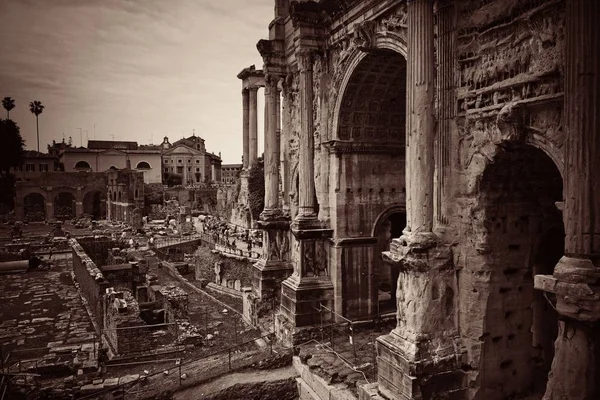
[{"xmin": 296, "ymin": 50, "xmax": 314, "ymax": 72}]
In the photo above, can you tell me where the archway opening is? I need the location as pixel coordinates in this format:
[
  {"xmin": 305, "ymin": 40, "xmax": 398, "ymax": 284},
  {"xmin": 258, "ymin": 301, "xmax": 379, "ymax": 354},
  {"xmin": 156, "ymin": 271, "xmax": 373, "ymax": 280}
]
[
  {"xmin": 479, "ymin": 144, "xmax": 563, "ymax": 399},
  {"xmin": 24, "ymin": 193, "xmax": 46, "ymax": 222},
  {"xmin": 83, "ymin": 191, "xmax": 105, "ymax": 220},
  {"xmin": 335, "ymin": 49, "xmax": 407, "ymax": 320},
  {"xmin": 54, "ymin": 192, "xmax": 75, "ymax": 220},
  {"xmin": 75, "ymin": 161, "xmax": 91, "ymax": 171},
  {"xmin": 136, "ymin": 161, "xmax": 150, "ymax": 169},
  {"xmin": 375, "ymin": 211, "xmax": 406, "ymax": 314}
]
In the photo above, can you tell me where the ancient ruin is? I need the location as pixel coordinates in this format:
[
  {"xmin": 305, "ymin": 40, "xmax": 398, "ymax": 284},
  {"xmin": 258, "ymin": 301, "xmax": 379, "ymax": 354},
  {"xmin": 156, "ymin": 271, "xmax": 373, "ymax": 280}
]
[{"xmin": 237, "ymin": 0, "xmax": 600, "ymax": 398}]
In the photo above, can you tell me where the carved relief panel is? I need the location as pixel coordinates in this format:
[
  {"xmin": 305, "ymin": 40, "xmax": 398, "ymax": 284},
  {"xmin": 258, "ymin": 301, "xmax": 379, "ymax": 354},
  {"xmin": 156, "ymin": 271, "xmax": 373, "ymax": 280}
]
[
  {"xmin": 456, "ymin": 0, "xmax": 565, "ymax": 115},
  {"xmin": 301, "ymin": 239, "xmax": 328, "ymax": 277}
]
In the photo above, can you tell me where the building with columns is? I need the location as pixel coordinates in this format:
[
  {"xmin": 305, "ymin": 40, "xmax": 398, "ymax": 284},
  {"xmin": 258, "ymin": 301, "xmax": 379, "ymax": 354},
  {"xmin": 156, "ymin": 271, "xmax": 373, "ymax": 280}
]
[{"xmin": 243, "ymin": 0, "xmax": 599, "ymax": 399}]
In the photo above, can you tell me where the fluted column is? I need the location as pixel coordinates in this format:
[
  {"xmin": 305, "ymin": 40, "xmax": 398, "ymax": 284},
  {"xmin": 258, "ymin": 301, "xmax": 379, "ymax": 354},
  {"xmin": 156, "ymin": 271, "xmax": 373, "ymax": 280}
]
[
  {"xmin": 296, "ymin": 51, "xmax": 316, "ymax": 220},
  {"xmin": 263, "ymin": 74, "xmax": 280, "ymax": 213},
  {"xmin": 405, "ymin": 0, "xmax": 435, "ymax": 236},
  {"xmin": 281, "ymin": 86, "xmax": 291, "ymax": 213},
  {"xmin": 375, "ymin": 2, "xmax": 464, "ymax": 399},
  {"xmin": 248, "ymin": 87, "xmax": 259, "ymax": 168},
  {"xmin": 276, "ymin": 88, "xmax": 282, "ymax": 209},
  {"xmin": 535, "ymin": 2, "xmax": 600, "ymax": 399},
  {"xmin": 242, "ymin": 89, "xmax": 250, "ymax": 169}
]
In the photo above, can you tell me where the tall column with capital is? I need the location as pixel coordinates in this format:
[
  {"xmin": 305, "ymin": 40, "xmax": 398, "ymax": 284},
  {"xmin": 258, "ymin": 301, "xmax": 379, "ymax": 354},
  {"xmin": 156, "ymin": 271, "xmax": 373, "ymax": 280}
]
[
  {"xmin": 534, "ymin": 2, "xmax": 600, "ymax": 399},
  {"xmin": 242, "ymin": 89, "xmax": 250, "ymax": 169},
  {"xmin": 276, "ymin": 50, "xmax": 334, "ymax": 342},
  {"xmin": 373, "ymin": 1, "xmax": 465, "ymax": 399},
  {"xmin": 248, "ymin": 87, "xmax": 259, "ymax": 169}
]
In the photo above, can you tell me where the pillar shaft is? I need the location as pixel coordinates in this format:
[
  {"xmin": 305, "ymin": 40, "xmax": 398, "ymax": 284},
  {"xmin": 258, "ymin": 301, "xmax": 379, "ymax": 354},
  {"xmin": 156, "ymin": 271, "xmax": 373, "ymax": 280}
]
[
  {"xmin": 562, "ymin": 0, "xmax": 600, "ymax": 258},
  {"xmin": 297, "ymin": 51, "xmax": 316, "ymax": 219},
  {"xmin": 281, "ymin": 86, "xmax": 291, "ymax": 213},
  {"xmin": 276, "ymin": 88, "xmax": 282, "ymax": 209},
  {"xmin": 242, "ymin": 89, "xmax": 250, "ymax": 169},
  {"xmin": 263, "ymin": 75, "xmax": 280, "ymax": 212},
  {"xmin": 248, "ymin": 87, "xmax": 259, "ymax": 168},
  {"xmin": 405, "ymin": 0, "xmax": 435, "ymax": 234}
]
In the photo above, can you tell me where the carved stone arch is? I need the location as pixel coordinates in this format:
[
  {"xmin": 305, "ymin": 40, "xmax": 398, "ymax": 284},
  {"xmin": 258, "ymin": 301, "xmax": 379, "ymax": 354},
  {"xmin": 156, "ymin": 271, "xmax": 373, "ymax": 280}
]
[
  {"xmin": 371, "ymin": 203, "xmax": 406, "ymax": 237},
  {"xmin": 525, "ymin": 134, "xmax": 564, "ymax": 181},
  {"xmin": 331, "ymin": 35, "xmax": 407, "ymax": 142}
]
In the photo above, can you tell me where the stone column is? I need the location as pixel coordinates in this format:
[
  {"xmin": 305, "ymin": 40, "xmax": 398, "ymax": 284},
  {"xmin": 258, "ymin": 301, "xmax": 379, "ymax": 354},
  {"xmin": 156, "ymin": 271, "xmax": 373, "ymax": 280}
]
[
  {"xmin": 262, "ymin": 74, "xmax": 280, "ymax": 214},
  {"xmin": 296, "ymin": 51, "xmax": 316, "ymax": 220},
  {"xmin": 242, "ymin": 89, "xmax": 250, "ymax": 169},
  {"xmin": 534, "ymin": 2, "xmax": 600, "ymax": 399},
  {"xmin": 248, "ymin": 87, "xmax": 259, "ymax": 168},
  {"xmin": 281, "ymin": 85, "xmax": 291, "ymax": 214},
  {"xmin": 405, "ymin": 0, "xmax": 435, "ymax": 238},
  {"xmin": 75, "ymin": 201, "xmax": 83, "ymax": 217},
  {"xmin": 276, "ymin": 51, "xmax": 334, "ymax": 344},
  {"xmin": 373, "ymin": 1, "xmax": 465, "ymax": 399}
]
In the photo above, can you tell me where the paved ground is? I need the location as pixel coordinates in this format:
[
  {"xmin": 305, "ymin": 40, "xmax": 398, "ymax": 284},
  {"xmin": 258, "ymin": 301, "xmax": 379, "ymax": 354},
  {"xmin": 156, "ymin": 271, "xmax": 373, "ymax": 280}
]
[{"xmin": 0, "ymin": 255, "xmax": 98, "ymax": 373}]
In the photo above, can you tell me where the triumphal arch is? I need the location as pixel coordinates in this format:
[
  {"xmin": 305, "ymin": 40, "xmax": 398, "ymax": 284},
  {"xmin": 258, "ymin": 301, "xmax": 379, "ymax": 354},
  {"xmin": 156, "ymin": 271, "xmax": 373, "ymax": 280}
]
[{"xmin": 237, "ymin": 0, "xmax": 599, "ymax": 398}]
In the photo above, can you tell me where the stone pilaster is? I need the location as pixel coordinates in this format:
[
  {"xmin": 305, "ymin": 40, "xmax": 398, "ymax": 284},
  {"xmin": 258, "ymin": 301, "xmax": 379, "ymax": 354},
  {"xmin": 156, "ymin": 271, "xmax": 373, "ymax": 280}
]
[
  {"xmin": 248, "ymin": 87, "xmax": 259, "ymax": 169},
  {"xmin": 375, "ymin": 1, "xmax": 465, "ymax": 399},
  {"xmin": 534, "ymin": 1, "xmax": 600, "ymax": 399},
  {"xmin": 242, "ymin": 88, "xmax": 250, "ymax": 169}
]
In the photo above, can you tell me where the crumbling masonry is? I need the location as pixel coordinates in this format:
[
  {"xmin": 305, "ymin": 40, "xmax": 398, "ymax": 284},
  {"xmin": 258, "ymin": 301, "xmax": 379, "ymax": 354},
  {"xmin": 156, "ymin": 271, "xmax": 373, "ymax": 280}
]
[{"xmin": 240, "ymin": 0, "xmax": 600, "ymax": 399}]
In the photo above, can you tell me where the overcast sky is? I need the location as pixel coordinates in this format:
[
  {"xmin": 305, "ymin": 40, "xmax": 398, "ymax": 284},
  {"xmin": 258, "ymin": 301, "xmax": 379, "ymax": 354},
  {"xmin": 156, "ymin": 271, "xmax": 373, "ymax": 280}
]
[{"xmin": 0, "ymin": 0, "xmax": 271, "ymax": 164}]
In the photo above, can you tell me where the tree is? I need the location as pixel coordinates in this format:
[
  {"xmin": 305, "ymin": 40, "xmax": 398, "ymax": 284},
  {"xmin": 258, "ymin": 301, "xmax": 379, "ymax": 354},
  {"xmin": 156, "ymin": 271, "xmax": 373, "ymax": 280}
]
[
  {"xmin": 248, "ymin": 156, "xmax": 264, "ymax": 220},
  {"xmin": 29, "ymin": 100, "xmax": 44, "ymax": 152},
  {"xmin": 2, "ymin": 97, "xmax": 15, "ymax": 119},
  {"xmin": 0, "ymin": 119, "xmax": 25, "ymax": 179},
  {"xmin": 0, "ymin": 119, "xmax": 25, "ymax": 210}
]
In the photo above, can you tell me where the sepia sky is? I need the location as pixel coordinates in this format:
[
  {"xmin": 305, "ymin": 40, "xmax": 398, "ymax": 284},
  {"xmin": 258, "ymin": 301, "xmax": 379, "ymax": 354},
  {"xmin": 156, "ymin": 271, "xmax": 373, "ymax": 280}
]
[{"xmin": 0, "ymin": 0, "xmax": 272, "ymax": 164}]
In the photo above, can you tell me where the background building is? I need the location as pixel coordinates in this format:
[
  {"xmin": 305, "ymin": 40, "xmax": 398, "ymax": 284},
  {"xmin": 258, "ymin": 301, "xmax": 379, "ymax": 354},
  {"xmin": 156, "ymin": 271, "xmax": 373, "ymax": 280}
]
[
  {"xmin": 57, "ymin": 140, "xmax": 162, "ymax": 184},
  {"xmin": 11, "ymin": 151, "xmax": 60, "ymax": 182},
  {"xmin": 221, "ymin": 164, "xmax": 242, "ymax": 184},
  {"xmin": 161, "ymin": 134, "xmax": 222, "ymax": 185}
]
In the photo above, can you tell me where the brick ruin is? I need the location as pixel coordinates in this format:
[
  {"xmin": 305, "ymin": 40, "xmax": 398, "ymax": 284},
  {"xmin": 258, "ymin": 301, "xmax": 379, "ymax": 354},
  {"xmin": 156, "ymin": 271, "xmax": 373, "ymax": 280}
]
[
  {"xmin": 14, "ymin": 172, "xmax": 107, "ymax": 222},
  {"xmin": 71, "ymin": 237, "xmax": 201, "ymax": 359}
]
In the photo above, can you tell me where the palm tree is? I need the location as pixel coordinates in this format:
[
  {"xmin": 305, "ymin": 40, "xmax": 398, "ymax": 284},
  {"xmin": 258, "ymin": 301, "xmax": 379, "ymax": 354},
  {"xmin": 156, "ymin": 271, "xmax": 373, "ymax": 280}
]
[
  {"xmin": 29, "ymin": 100, "xmax": 44, "ymax": 152},
  {"xmin": 2, "ymin": 97, "xmax": 15, "ymax": 119}
]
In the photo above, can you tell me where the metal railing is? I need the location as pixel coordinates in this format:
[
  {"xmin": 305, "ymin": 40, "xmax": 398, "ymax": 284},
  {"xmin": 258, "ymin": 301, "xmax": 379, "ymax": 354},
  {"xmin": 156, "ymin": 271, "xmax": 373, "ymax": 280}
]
[{"xmin": 78, "ymin": 332, "xmax": 281, "ymax": 399}]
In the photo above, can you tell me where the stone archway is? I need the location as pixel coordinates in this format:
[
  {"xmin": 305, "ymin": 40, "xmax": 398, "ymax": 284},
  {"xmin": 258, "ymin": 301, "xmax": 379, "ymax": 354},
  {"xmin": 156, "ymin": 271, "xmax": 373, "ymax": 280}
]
[
  {"xmin": 24, "ymin": 192, "xmax": 46, "ymax": 222},
  {"xmin": 330, "ymin": 48, "xmax": 407, "ymax": 320},
  {"xmin": 372, "ymin": 206, "xmax": 406, "ymax": 314},
  {"xmin": 477, "ymin": 144, "xmax": 563, "ymax": 399},
  {"xmin": 54, "ymin": 192, "xmax": 76, "ymax": 220},
  {"xmin": 83, "ymin": 190, "xmax": 105, "ymax": 220}
]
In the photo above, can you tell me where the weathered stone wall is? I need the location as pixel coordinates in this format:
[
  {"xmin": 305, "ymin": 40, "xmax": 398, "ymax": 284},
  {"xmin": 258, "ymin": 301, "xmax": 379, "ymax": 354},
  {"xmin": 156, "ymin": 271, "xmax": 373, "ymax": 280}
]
[
  {"xmin": 71, "ymin": 239, "xmax": 110, "ymax": 332},
  {"xmin": 447, "ymin": 1, "xmax": 566, "ymax": 398}
]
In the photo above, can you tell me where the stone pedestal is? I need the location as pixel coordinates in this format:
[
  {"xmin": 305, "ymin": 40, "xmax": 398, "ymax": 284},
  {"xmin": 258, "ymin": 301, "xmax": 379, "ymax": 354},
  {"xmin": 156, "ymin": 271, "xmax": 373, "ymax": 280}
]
[
  {"xmin": 253, "ymin": 216, "xmax": 292, "ymax": 300},
  {"xmin": 277, "ymin": 220, "xmax": 334, "ymax": 339},
  {"xmin": 376, "ymin": 232, "xmax": 466, "ymax": 400},
  {"xmin": 534, "ymin": 257, "xmax": 600, "ymax": 400}
]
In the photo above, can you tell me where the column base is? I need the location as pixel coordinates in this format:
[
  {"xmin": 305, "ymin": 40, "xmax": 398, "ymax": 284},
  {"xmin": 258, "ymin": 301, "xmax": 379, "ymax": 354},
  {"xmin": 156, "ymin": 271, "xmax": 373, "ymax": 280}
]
[
  {"xmin": 279, "ymin": 276, "xmax": 334, "ymax": 329},
  {"xmin": 376, "ymin": 233, "xmax": 466, "ymax": 400},
  {"xmin": 376, "ymin": 330, "xmax": 466, "ymax": 400},
  {"xmin": 252, "ymin": 259, "xmax": 293, "ymax": 300},
  {"xmin": 534, "ymin": 255, "xmax": 600, "ymax": 400}
]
